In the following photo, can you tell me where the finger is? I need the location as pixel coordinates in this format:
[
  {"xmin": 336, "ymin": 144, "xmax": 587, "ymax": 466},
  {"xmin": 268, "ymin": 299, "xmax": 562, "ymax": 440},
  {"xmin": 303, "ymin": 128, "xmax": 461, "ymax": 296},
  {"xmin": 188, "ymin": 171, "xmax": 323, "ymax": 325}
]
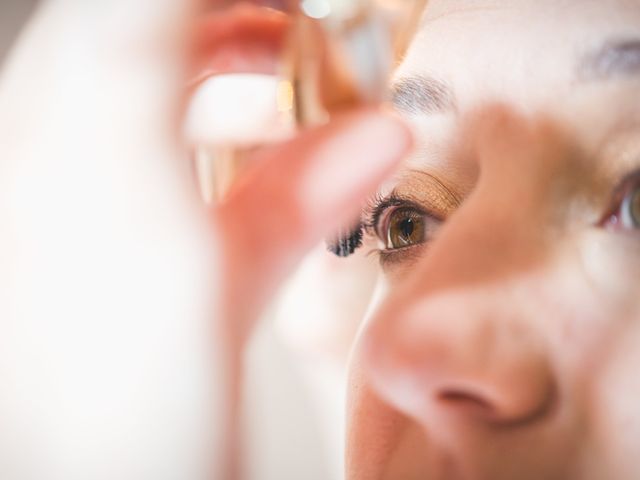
[
  {"xmin": 214, "ymin": 107, "xmax": 411, "ymax": 480},
  {"xmin": 216, "ymin": 107, "xmax": 413, "ymax": 337}
]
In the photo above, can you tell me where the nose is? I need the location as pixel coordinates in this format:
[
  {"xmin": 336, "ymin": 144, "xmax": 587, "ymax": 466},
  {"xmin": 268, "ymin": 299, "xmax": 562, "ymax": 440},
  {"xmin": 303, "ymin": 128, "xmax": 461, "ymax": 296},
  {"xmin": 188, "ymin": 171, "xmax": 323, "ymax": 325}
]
[{"xmin": 364, "ymin": 284, "xmax": 555, "ymax": 427}]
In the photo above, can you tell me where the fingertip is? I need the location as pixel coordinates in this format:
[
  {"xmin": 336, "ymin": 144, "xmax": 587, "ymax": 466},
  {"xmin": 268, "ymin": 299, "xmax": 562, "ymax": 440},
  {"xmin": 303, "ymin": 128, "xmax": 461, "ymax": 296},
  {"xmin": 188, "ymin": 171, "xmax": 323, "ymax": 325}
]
[
  {"xmin": 334, "ymin": 107, "xmax": 415, "ymax": 157},
  {"xmin": 296, "ymin": 108, "xmax": 413, "ymax": 231}
]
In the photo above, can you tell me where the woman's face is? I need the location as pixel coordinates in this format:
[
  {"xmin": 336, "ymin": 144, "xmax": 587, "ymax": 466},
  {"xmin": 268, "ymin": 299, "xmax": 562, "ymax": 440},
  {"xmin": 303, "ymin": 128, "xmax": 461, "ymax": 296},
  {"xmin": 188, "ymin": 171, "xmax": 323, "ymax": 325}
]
[{"xmin": 347, "ymin": 0, "xmax": 640, "ymax": 478}]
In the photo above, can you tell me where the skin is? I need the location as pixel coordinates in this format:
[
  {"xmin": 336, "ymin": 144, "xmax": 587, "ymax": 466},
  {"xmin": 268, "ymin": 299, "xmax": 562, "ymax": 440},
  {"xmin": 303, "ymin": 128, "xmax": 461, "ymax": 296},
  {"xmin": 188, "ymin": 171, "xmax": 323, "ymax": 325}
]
[{"xmin": 346, "ymin": 0, "xmax": 640, "ymax": 479}]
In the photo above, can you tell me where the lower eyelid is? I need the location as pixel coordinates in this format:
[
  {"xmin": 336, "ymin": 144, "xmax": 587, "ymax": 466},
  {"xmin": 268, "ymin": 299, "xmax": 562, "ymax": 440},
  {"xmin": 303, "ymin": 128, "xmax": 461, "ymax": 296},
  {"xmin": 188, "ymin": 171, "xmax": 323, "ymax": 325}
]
[{"xmin": 377, "ymin": 242, "xmax": 429, "ymax": 268}]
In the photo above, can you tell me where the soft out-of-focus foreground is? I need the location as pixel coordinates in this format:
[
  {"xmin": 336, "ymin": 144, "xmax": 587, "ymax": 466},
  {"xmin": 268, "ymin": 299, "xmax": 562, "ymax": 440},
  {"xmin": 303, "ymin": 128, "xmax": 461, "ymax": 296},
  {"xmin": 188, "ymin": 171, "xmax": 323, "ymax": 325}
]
[
  {"xmin": 0, "ymin": 2, "xmax": 376, "ymax": 479},
  {"xmin": 243, "ymin": 246, "xmax": 377, "ymax": 480}
]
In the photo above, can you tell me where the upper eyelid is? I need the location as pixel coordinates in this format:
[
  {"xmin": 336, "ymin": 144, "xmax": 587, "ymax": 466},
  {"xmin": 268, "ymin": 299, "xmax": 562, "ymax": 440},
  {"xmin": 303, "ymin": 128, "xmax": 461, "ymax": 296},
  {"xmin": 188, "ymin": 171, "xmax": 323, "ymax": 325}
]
[
  {"xmin": 363, "ymin": 193, "xmax": 442, "ymax": 236},
  {"xmin": 364, "ymin": 192, "xmax": 412, "ymax": 229},
  {"xmin": 364, "ymin": 170, "xmax": 463, "ymax": 225}
]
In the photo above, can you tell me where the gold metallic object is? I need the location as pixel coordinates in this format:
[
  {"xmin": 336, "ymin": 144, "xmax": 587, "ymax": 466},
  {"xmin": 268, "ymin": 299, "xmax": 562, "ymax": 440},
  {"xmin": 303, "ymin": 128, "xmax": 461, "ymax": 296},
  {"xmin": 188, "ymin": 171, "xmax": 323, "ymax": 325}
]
[{"xmin": 188, "ymin": 0, "xmax": 425, "ymax": 203}]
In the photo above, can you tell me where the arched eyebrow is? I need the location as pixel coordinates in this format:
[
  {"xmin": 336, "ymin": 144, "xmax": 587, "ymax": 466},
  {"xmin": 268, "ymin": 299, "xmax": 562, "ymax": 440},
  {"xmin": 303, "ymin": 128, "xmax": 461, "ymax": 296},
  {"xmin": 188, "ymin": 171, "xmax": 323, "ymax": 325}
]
[
  {"xmin": 391, "ymin": 39, "xmax": 640, "ymax": 115},
  {"xmin": 390, "ymin": 75, "xmax": 455, "ymax": 115},
  {"xmin": 577, "ymin": 39, "xmax": 640, "ymax": 82}
]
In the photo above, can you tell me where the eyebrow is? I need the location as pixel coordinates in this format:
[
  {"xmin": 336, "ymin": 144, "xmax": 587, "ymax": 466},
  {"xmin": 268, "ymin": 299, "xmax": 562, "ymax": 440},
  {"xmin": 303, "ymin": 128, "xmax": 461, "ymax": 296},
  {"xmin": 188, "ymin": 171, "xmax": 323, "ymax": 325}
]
[
  {"xmin": 578, "ymin": 39, "xmax": 640, "ymax": 82},
  {"xmin": 391, "ymin": 75, "xmax": 455, "ymax": 115},
  {"xmin": 391, "ymin": 39, "xmax": 640, "ymax": 115}
]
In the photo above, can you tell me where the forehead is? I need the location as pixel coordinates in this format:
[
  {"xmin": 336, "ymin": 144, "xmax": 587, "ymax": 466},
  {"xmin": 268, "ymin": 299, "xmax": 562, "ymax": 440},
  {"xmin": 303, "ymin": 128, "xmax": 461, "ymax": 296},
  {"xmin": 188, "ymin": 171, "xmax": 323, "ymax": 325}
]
[{"xmin": 396, "ymin": 0, "xmax": 640, "ymax": 110}]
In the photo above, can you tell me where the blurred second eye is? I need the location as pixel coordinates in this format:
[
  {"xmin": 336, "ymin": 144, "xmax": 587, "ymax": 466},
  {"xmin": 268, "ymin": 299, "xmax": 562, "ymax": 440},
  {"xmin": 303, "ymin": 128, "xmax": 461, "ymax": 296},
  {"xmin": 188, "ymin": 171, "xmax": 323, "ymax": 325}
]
[
  {"xmin": 603, "ymin": 172, "xmax": 640, "ymax": 231},
  {"xmin": 621, "ymin": 185, "xmax": 640, "ymax": 229}
]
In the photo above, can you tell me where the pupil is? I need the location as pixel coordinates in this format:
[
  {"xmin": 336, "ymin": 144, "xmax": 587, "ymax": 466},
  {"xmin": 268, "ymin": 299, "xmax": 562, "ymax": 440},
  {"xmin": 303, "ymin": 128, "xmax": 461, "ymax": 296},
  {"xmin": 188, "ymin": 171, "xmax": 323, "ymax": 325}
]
[{"xmin": 400, "ymin": 218, "xmax": 414, "ymax": 238}]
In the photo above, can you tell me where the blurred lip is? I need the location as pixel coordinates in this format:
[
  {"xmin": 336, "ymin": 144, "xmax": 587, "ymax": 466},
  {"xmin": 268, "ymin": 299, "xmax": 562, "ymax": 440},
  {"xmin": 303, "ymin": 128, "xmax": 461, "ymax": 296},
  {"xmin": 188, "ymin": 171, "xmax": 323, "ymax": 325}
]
[{"xmin": 189, "ymin": 3, "xmax": 291, "ymax": 86}]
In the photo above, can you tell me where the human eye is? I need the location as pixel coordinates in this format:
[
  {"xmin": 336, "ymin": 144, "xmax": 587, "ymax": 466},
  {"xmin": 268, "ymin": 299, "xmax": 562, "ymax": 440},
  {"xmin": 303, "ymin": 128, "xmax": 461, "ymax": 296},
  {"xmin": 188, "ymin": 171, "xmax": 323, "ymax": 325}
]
[
  {"xmin": 382, "ymin": 206, "xmax": 430, "ymax": 248},
  {"xmin": 601, "ymin": 170, "xmax": 640, "ymax": 231},
  {"xmin": 327, "ymin": 172, "xmax": 459, "ymax": 261},
  {"xmin": 367, "ymin": 193, "xmax": 443, "ymax": 264}
]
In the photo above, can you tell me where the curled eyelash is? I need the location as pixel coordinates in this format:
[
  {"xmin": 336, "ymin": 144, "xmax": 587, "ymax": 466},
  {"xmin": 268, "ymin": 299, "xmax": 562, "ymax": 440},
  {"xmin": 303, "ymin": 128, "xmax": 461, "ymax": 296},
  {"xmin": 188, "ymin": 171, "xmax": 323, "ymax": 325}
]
[
  {"xmin": 326, "ymin": 222, "xmax": 363, "ymax": 257},
  {"xmin": 326, "ymin": 191, "xmax": 405, "ymax": 258},
  {"xmin": 327, "ymin": 191, "xmax": 440, "ymax": 258},
  {"xmin": 362, "ymin": 191, "xmax": 406, "ymax": 233}
]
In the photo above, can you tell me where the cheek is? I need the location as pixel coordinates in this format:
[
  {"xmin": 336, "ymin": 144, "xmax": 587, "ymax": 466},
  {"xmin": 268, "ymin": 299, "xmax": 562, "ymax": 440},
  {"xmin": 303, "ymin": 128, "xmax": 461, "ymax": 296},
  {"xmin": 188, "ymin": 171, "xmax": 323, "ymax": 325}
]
[
  {"xmin": 550, "ymin": 247, "xmax": 640, "ymax": 477},
  {"xmin": 577, "ymin": 230, "xmax": 640, "ymax": 308},
  {"xmin": 587, "ymin": 324, "xmax": 640, "ymax": 478}
]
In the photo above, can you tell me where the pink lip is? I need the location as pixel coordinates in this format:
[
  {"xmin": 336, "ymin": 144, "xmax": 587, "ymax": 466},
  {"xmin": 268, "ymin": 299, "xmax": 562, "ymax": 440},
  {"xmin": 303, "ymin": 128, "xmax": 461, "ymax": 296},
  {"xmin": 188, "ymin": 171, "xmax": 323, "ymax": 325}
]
[{"xmin": 189, "ymin": 3, "xmax": 291, "ymax": 85}]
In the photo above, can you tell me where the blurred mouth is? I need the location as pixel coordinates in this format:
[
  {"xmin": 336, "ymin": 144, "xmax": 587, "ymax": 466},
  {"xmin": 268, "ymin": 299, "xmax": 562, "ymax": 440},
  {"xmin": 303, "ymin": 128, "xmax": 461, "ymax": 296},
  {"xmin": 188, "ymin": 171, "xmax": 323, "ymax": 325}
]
[{"xmin": 189, "ymin": 3, "xmax": 290, "ymax": 85}]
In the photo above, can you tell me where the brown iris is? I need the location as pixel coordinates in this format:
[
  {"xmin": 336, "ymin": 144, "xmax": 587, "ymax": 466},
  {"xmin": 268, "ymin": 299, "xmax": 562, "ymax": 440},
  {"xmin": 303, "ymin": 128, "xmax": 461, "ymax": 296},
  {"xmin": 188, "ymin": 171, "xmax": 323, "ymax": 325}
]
[{"xmin": 385, "ymin": 208, "xmax": 426, "ymax": 249}]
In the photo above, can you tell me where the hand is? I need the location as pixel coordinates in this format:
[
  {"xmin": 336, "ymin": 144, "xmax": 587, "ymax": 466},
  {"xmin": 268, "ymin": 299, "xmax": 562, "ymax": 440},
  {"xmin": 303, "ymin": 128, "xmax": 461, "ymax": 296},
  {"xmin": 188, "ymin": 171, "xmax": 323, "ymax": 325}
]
[{"xmin": 0, "ymin": 1, "xmax": 411, "ymax": 478}]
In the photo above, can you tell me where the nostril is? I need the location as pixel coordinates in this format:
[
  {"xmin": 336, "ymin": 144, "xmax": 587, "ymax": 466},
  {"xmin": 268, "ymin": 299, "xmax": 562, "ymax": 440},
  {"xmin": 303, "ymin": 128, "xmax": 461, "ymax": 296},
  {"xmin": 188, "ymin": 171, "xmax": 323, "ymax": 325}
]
[
  {"xmin": 363, "ymin": 294, "xmax": 557, "ymax": 430},
  {"xmin": 437, "ymin": 388, "xmax": 497, "ymax": 419},
  {"xmin": 435, "ymin": 379, "xmax": 556, "ymax": 426}
]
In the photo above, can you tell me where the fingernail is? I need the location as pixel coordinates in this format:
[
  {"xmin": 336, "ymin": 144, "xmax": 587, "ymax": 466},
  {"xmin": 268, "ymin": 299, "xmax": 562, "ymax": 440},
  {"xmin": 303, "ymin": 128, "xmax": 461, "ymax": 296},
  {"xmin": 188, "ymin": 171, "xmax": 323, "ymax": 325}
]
[{"xmin": 299, "ymin": 110, "xmax": 412, "ymax": 223}]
